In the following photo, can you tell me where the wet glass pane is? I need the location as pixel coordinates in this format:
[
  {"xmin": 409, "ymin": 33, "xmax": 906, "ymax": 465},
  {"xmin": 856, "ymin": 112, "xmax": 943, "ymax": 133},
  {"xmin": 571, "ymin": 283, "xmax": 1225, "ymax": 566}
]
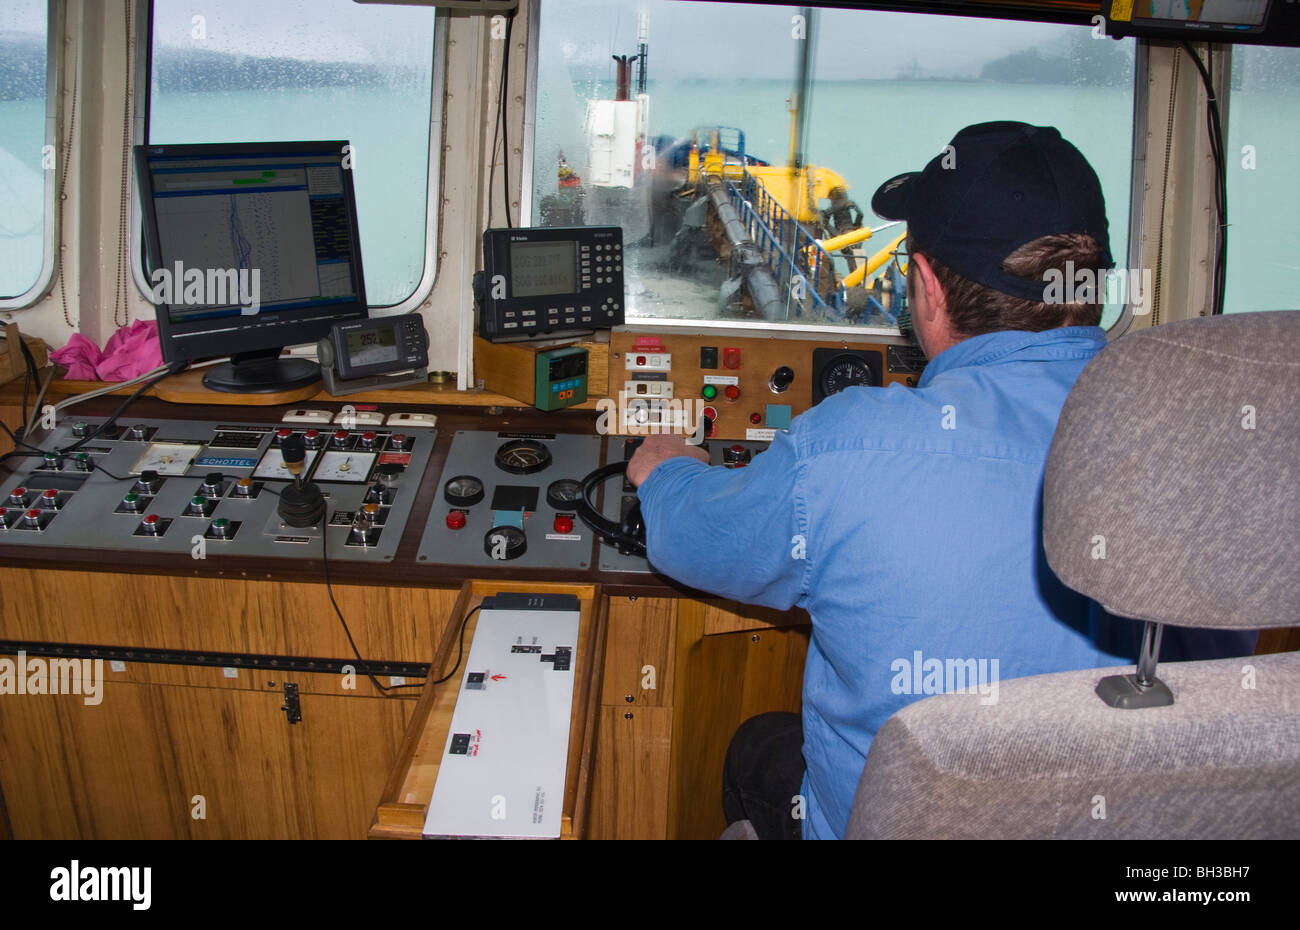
[
  {"xmin": 0, "ymin": 0, "xmax": 49, "ymax": 300},
  {"xmin": 1225, "ymin": 45, "xmax": 1300, "ymax": 313},
  {"xmin": 531, "ymin": 1, "xmax": 1135, "ymax": 330},
  {"xmin": 148, "ymin": 0, "xmax": 435, "ymax": 307}
]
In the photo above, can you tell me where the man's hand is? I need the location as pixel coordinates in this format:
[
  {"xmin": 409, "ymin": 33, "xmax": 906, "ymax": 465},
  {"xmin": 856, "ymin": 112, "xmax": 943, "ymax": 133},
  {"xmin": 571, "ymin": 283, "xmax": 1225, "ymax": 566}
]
[{"xmin": 627, "ymin": 434, "xmax": 710, "ymax": 488}]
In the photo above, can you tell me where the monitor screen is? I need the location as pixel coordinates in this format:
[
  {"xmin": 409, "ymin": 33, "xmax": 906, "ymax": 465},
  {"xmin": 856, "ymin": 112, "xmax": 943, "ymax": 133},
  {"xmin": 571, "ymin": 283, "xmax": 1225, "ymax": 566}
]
[{"xmin": 135, "ymin": 141, "xmax": 368, "ymax": 383}]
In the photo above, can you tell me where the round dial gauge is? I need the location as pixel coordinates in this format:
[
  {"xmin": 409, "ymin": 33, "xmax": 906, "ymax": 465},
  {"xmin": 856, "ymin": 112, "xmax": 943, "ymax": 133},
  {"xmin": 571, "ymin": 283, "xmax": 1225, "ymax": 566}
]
[
  {"xmin": 494, "ymin": 439, "xmax": 552, "ymax": 475},
  {"xmin": 546, "ymin": 478, "xmax": 581, "ymax": 511},
  {"xmin": 484, "ymin": 525, "xmax": 527, "ymax": 561},
  {"xmin": 444, "ymin": 475, "xmax": 485, "ymax": 508},
  {"xmin": 819, "ymin": 354, "xmax": 878, "ymax": 398}
]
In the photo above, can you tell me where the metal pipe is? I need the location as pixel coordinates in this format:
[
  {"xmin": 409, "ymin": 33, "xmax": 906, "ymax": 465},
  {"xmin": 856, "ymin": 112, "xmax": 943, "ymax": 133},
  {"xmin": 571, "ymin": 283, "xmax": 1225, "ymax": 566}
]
[
  {"xmin": 1135, "ymin": 621, "xmax": 1165, "ymax": 687},
  {"xmin": 706, "ymin": 176, "xmax": 786, "ymax": 321}
]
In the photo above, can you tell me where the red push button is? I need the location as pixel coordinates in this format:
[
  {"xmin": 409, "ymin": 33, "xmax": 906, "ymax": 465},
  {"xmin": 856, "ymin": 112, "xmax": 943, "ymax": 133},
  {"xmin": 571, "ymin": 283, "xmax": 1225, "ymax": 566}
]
[
  {"xmin": 723, "ymin": 348, "xmax": 742, "ymax": 370},
  {"xmin": 553, "ymin": 515, "xmax": 574, "ymax": 534},
  {"xmin": 724, "ymin": 384, "xmax": 741, "ymax": 401},
  {"xmin": 446, "ymin": 510, "xmax": 467, "ymax": 530},
  {"xmin": 749, "ymin": 412, "xmax": 762, "ymax": 424}
]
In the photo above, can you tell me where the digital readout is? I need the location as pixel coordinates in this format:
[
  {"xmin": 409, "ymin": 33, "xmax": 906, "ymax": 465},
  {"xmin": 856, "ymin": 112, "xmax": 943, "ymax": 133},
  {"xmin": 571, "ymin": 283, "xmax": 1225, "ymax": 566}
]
[
  {"xmin": 346, "ymin": 327, "xmax": 399, "ymax": 366},
  {"xmin": 509, "ymin": 241, "xmax": 577, "ymax": 297}
]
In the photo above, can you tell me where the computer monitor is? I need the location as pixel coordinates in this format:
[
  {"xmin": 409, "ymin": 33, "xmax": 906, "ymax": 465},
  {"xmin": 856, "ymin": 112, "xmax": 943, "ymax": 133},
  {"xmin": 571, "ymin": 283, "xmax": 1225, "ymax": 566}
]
[{"xmin": 135, "ymin": 140, "xmax": 369, "ymax": 393}]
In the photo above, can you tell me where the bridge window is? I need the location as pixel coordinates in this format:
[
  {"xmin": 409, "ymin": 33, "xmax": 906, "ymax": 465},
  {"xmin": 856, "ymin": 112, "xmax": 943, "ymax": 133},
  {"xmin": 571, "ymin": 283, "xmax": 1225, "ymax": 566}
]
[
  {"xmin": 1225, "ymin": 45, "xmax": 1300, "ymax": 314},
  {"xmin": 143, "ymin": 0, "xmax": 438, "ymax": 308},
  {"xmin": 0, "ymin": 0, "xmax": 54, "ymax": 306},
  {"xmin": 528, "ymin": 1, "xmax": 1136, "ymax": 331}
]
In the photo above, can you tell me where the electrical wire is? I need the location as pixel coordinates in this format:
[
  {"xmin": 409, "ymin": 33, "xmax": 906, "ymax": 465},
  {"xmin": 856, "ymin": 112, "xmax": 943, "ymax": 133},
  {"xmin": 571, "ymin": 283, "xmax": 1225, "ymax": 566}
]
[
  {"xmin": 488, "ymin": 9, "xmax": 516, "ymax": 229},
  {"xmin": 317, "ymin": 511, "xmax": 429, "ymax": 693},
  {"xmin": 1182, "ymin": 42, "xmax": 1228, "ymax": 316}
]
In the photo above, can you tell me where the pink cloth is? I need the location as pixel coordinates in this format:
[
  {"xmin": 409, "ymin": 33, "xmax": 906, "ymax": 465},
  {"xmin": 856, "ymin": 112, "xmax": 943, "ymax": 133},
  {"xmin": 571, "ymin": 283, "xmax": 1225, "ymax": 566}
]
[{"xmin": 51, "ymin": 321, "xmax": 164, "ymax": 381}]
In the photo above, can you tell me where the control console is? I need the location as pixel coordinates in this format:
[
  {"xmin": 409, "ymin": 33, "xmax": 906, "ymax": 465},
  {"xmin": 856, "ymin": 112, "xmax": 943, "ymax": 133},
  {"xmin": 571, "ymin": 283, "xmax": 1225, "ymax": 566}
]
[{"xmin": 0, "ymin": 417, "xmax": 434, "ymax": 562}]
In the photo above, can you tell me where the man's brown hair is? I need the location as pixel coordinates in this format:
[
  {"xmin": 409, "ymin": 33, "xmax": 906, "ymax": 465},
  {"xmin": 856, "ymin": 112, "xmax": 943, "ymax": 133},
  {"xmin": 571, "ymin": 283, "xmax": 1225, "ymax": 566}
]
[{"xmin": 906, "ymin": 233, "xmax": 1107, "ymax": 336}]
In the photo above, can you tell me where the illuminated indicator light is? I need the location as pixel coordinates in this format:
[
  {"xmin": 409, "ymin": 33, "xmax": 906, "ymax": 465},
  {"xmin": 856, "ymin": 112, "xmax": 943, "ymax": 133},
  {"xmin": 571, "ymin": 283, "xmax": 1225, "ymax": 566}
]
[
  {"xmin": 446, "ymin": 510, "xmax": 467, "ymax": 530},
  {"xmin": 701, "ymin": 384, "xmax": 718, "ymax": 401},
  {"xmin": 235, "ymin": 478, "xmax": 253, "ymax": 495},
  {"xmin": 636, "ymin": 356, "xmax": 647, "ymax": 366},
  {"xmin": 723, "ymin": 348, "xmax": 742, "ymax": 370},
  {"xmin": 750, "ymin": 412, "xmax": 762, "ymax": 424},
  {"xmin": 553, "ymin": 515, "xmax": 574, "ymax": 534},
  {"xmin": 362, "ymin": 503, "xmax": 381, "ymax": 518},
  {"xmin": 724, "ymin": 385, "xmax": 741, "ymax": 401}
]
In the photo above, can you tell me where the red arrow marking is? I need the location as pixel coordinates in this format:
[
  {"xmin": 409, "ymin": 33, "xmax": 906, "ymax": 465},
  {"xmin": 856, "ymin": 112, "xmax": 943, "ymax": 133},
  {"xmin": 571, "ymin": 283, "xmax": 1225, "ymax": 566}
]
[{"xmin": 490, "ymin": 674, "xmax": 507, "ymax": 681}]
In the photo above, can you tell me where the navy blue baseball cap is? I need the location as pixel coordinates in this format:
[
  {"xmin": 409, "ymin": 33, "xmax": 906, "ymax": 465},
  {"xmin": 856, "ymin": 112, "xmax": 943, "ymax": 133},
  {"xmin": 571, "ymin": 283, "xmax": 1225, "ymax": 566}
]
[{"xmin": 871, "ymin": 121, "xmax": 1114, "ymax": 302}]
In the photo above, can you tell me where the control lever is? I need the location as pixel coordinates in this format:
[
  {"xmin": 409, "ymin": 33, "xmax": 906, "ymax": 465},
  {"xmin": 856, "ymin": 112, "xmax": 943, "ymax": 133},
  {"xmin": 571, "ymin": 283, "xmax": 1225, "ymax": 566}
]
[{"xmin": 277, "ymin": 434, "xmax": 326, "ymax": 527}]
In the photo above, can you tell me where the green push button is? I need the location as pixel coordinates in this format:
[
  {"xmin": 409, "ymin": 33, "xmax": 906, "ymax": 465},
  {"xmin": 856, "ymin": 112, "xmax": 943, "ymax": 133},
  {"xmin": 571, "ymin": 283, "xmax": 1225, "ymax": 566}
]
[{"xmin": 702, "ymin": 384, "xmax": 718, "ymax": 401}]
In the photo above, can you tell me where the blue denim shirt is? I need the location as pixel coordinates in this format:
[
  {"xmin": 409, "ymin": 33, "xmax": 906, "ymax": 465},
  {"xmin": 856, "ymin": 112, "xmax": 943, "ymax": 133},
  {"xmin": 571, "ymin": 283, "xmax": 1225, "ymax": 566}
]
[{"xmin": 637, "ymin": 326, "xmax": 1136, "ymax": 839}]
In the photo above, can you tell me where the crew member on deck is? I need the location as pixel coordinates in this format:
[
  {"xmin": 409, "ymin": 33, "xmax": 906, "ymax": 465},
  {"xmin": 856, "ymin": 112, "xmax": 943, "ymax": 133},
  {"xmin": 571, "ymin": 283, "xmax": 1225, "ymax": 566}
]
[
  {"xmin": 822, "ymin": 185, "xmax": 864, "ymax": 270},
  {"xmin": 630, "ymin": 122, "xmax": 1138, "ymax": 839}
]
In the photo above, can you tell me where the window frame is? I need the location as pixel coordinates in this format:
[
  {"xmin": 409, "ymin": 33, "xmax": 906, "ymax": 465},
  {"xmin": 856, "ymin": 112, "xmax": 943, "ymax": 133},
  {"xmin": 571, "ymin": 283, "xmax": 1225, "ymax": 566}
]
[
  {"xmin": 0, "ymin": 0, "xmax": 61, "ymax": 310},
  {"xmin": 128, "ymin": 0, "xmax": 446, "ymax": 317},
  {"xmin": 522, "ymin": 0, "xmax": 1151, "ymax": 340}
]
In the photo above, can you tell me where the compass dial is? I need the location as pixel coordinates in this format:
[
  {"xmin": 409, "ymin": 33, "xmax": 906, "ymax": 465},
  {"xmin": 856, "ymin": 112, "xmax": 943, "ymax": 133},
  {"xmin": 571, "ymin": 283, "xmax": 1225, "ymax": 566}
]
[{"xmin": 494, "ymin": 439, "xmax": 552, "ymax": 475}]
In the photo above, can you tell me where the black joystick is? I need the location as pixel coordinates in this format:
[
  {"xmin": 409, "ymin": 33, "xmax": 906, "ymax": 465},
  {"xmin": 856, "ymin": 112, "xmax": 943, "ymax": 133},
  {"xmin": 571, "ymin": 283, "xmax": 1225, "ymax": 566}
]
[{"xmin": 276, "ymin": 434, "xmax": 326, "ymax": 528}]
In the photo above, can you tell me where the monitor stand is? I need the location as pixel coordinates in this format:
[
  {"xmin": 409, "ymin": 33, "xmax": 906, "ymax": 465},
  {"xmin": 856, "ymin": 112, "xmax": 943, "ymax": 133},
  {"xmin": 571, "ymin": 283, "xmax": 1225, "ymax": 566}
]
[{"xmin": 202, "ymin": 349, "xmax": 321, "ymax": 394}]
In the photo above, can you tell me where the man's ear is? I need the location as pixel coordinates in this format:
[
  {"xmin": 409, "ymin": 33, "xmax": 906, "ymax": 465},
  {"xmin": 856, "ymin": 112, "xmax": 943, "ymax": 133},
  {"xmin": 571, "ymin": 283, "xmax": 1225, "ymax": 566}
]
[{"xmin": 910, "ymin": 253, "xmax": 945, "ymax": 322}]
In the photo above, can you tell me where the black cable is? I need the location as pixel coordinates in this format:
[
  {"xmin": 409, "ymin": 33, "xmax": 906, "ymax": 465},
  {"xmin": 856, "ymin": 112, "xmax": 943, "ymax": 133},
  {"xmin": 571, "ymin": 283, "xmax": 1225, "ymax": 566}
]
[
  {"xmin": 1182, "ymin": 42, "xmax": 1228, "ymax": 316},
  {"xmin": 488, "ymin": 10, "xmax": 516, "ymax": 229},
  {"xmin": 500, "ymin": 10, "xmax": 514, "ymax": 228},
  {"xmin": 61, "ymin": 361, "xmax": 188, "ymax": 456},
  {"xmin": 432, "ymin": 605, "xmax": 482, "ymax": 685},
  {"xmin": 317, "ymin": 512, "xmax": 426, "ymax": 693}
]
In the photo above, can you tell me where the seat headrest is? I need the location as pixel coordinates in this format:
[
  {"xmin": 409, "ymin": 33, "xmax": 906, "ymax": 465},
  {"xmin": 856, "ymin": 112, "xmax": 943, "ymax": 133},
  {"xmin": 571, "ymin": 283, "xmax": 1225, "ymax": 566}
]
[{"xmin": 1044, "ymin": 311, "xmax": 1300, "ymax": 629}]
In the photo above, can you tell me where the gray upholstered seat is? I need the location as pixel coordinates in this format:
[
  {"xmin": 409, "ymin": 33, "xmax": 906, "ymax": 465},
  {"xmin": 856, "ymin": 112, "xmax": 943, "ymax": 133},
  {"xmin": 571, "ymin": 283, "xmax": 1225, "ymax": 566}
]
[{"xmin": 843, "ymin": 311, "xmax": 1300, "ymax": 839}]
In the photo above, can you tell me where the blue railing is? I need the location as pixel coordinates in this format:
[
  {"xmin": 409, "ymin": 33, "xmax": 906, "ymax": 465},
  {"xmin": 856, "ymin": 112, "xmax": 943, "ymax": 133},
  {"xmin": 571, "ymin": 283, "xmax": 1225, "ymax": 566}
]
[{"xmin": 728, "ymin": 170, "xmax": 847, "ymax": 319}]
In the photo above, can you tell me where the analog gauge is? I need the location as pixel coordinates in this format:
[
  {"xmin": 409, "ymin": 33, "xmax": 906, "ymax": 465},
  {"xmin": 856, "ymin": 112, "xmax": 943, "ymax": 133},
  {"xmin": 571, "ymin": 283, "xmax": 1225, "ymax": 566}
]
[
  {"xmin": 546, "ymin": 478, "xmax": 581, "ymax": 511},
  {"xmin": 494, "ymin": 439, "xmax": 552, "ymax": 475},
  {"xmin": 819, "ymin": 354, "xmax": 878, "ymax": 399},
  {"xmin": 253, "ymin": 448, "xmax": 318, "ymax": 480},
  {"xmin": 483, "ymin": 525, "xmax": 527, "ymax": 560},
  {"xmin": 130, "ymin": 442, "xmax": 203, "ymax": 476},
  {"xmin": 444, "ymin": 475, "xmax": 485, "ymax": 508},
  {"xmin": 313, "ymin": 451, "xmax": 376, "ymax": 483}
]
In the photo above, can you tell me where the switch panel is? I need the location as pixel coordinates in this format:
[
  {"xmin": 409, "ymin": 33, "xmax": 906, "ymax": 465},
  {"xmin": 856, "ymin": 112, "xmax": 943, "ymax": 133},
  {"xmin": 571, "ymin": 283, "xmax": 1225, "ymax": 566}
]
[{"xmin": 625, "ymin": 352, "xmax": 672, "ymax": 372}]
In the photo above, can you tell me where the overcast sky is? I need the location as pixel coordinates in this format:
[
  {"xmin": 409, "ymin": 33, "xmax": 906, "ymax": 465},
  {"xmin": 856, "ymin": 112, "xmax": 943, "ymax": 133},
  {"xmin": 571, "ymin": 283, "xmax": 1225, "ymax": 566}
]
[{"xmin": 3, "ymin": 0, "xmax": 1080, "ymax": 78}]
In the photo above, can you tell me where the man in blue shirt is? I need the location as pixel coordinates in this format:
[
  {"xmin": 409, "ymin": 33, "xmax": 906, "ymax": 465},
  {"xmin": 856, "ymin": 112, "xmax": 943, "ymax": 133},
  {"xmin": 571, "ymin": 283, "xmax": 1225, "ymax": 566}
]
[{"xmin": 628, "ymin": 122, "xmax": 1137, "ymax": 839}]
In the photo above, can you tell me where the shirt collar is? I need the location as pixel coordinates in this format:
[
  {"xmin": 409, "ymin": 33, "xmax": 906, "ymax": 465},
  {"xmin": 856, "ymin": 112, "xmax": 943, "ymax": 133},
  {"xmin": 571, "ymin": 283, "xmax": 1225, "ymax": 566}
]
[{"xmin": 917, "ymin": 326, "xmax": 1106, "ymax": 386}]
